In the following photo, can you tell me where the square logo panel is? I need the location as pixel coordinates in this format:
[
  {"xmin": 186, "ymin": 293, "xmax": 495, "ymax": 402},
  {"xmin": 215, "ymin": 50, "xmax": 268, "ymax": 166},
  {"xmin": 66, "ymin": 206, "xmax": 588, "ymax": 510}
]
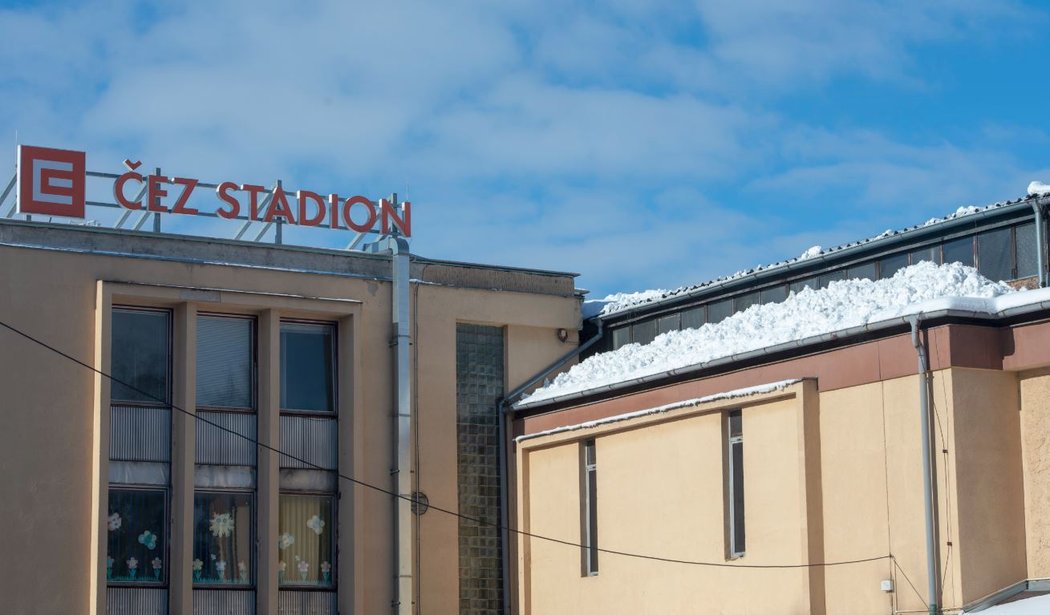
[{"xmin": 17, "ymin": 145, "xmax": 86, "ymax": 218}]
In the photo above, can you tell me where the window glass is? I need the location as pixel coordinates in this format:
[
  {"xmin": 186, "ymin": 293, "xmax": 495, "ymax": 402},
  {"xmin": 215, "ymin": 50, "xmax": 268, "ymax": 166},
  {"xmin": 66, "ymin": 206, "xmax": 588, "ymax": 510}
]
[
  {"xmin": 909, "ymin": 246, "xmax": 942, "ymax": 266},
  {"xmin": 657, "ymin": 314, "xmax": 680, "ymax": 335},
  {"xmin": 582, "ymin": 439, "xmax": 598, "ymax": 575},
  {"xmin": 278, "ymin": 495, "xmax": 335, "ymax": 588},
  {"xmin": 943, "ymin": 236, "xmax": 975, "ymax": 267},
  {"xmin": 107, "ymin": 489, "xmax": 167, "ymax": 585},
  {"xmin": 193, "ymin": 492, "xmax": 253, "ymax": 586},
  {"xmin": 847, "ymin": 262, "xmax": 877, "ymax": 281},
  {"xmin": 978, "ymin": 228, "xmax": 1013, "ymax": 282},
  {"xmin": 112, "ymin": 309, "xmax": 170, "ymax": 404},
  {"xmin": 611, "ymin": 326, "xmax": 631, "ymax": 350},
  {"xmin": 818, "ymin": 270, "xmax": 845, "ymax": 289},
  {"xmin": 632, "ymin": 320, "xmax": 657, "ymax": 346},
  {"xmin": 727, "ymin": 410, "xmax": 745, "ymax": 557},
  {"xmin": 734, "ymin": 292, "xmax": 760, "ymax": 313},
  {"xmin": 708, "ymin": 300, "xmax": 733, "ymax": 324},
  {"xmin": 1016, "ymin": 223, "xmax": 1039, "ymax": 280},
  {"xmin": 197, "ymin": 315, "xmax": 254, "ymax": 409},
  {"xmin": 759, "ymin": 285, "xmax": 788, "ymax": 305},
  {"xmin": 879, "ymin": 253, "xmax": 909, "ymax": 279},
  {"xmin": 789, "ymin": 278, "xmax": 817, "ymax": 295},
  {"xmin": 680, "ymin": 306, "xmax": 706, "ymax": 330},
  {"xmin": 280, "ymin": 322, "xmax": 336, "ymax": 412}
]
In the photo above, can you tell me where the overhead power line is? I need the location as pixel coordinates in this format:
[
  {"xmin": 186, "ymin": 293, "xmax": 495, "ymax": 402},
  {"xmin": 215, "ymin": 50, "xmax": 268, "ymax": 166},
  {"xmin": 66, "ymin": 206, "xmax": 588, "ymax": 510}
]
[{"xmin": 1, "ymin": 317, "xmax": 900, "ymax": 572}]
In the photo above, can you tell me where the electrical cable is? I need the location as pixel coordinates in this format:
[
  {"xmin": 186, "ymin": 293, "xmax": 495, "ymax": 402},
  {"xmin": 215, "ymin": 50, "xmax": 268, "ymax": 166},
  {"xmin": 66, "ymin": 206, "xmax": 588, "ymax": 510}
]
[{"xmin": 1, "ymin": 316, "xmax": 894, "ymax": 571}]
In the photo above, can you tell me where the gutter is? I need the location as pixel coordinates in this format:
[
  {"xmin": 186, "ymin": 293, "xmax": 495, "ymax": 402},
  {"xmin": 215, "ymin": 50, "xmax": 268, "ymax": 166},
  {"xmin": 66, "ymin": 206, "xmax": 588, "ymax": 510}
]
[
  {"xmin": 496, "ymin": 321, "xmax": 604, "ymax": 615},
  {"xmin": 911, "ymin": 316, "xmax": 941, "ymax": 615},
  {"xmin": 515, "ymin": 297, "xmax": 1050, "ymax": 412}
]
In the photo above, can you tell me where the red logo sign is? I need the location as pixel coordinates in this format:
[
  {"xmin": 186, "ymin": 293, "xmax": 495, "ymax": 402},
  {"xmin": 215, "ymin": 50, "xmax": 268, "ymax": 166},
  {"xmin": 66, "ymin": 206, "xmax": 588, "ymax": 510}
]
[{"xmin": 17, "ymin": 145, "xmax": 86, "ymax": 218}]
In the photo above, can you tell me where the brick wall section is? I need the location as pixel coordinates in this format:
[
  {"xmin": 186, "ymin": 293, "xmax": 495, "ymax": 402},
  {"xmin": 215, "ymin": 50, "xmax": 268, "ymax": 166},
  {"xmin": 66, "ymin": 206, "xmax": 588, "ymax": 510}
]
[{"xmin": 456, "ymin": 324, "xmax": 505, "ymax": 615}]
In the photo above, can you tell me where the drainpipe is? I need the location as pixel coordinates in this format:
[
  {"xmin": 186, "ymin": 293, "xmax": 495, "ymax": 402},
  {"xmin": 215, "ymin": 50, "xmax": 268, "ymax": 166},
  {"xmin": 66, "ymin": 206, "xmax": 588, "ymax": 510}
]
[
  {"xmin": 375, "ymin": 233, "xmax": 414, "ymax": 615},
  {"xmin": 910, "ymin": 316, "xmax": 940, "ymax": 615},
  {"xmin": 497, "ymin": 320, "xmax": 605, "ymax": 614},
  {"xmin": 1032, "ymin": 198, "xmax": 1046, "ymax": 288}
]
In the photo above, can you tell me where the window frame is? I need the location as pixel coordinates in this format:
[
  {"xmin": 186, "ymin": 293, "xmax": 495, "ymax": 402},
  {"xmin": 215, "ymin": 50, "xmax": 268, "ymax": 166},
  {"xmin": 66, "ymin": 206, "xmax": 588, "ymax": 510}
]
[
  {"xmin": 279, "ymin": 319, "xmax": 338, "ymax": 415},
  {"xmin": 191, "ymin": 489, "xmax": 257, "ymax": 589},
  {"xmin": 725, "ymin": 409, "xmax": 745, "ymax": 559},
  {"xmin": 196, "ymin": 313, "xmax": 258, "ymax": 414},
  {"xmin": 110, "ymin": 306, "xmax": 172, "ymax": 407},
  {"xmin": 581, "ymin": 439, "xmax": 599, "ymax": 577}
]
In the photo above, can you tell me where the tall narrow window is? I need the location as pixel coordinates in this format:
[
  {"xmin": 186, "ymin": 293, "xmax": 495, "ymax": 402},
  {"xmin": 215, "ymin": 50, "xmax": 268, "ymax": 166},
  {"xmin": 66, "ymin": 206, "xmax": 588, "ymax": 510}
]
[
  {"xmin": 280, "ymin": 322, "xmax": 336, "ymax": 413},
  {"xmin": 111, "ymin": 308, "xmax": 170, "ymax": 404},
  {"xmin": 197, "ymin": 314, "xmax": 254, "ymax": 410},
  {"xmin": 581, "ymin": 439, "xmax": 598, "ymax": 576},
  {"xmin": 727, "ymin": 410, "xmax": 745, "ymax": 558},
  {"xmin": 192, "ymin": 492, "xmax": 254, "ymax": 586},
  {"xmin": 278, "ymin": 495, "xmax": 336, "ymax": 588}
]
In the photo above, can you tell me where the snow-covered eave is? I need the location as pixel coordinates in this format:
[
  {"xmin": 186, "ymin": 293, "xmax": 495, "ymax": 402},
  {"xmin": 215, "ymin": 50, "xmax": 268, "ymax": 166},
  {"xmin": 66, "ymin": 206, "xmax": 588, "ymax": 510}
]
[
  {"xmin": 595, "ymin": 194, "xmax": 1050, "ymax": 322},
  {"xmin": 514, "ymin": 290, "xmax": 1050, "ymax": 412},
  {"xmin": 516, "ymin": 379, "xmax": 802, "ymax": 443}
]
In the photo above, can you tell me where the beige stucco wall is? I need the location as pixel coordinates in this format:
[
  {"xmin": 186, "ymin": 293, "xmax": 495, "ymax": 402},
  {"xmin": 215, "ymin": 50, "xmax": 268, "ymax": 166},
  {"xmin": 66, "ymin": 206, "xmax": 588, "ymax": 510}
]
[
  {"xmin": 1019, "ymin": 368, "xmax": 1050, "ymax": 579},
  {"xmin": 517, "ymin": 384, "xmax": 816, "ymax": 615},
  {"xmin": 0, "ymin": 236, "xmax": 579, "ymax": 615}
]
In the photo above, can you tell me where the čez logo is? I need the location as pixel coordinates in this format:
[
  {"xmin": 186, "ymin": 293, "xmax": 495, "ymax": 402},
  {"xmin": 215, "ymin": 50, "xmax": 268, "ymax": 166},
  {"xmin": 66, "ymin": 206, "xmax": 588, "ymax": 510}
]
[{"xmin": 17, "ymin": 145, "xmax": 87, "ymax": 218}]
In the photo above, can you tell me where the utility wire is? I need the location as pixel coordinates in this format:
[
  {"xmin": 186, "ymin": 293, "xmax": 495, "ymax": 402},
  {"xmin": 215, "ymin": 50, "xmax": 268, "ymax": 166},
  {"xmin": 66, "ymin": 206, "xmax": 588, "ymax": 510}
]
[{"xmin": 1, "ymin": 317, "xmax": 893, "ymax": 571}]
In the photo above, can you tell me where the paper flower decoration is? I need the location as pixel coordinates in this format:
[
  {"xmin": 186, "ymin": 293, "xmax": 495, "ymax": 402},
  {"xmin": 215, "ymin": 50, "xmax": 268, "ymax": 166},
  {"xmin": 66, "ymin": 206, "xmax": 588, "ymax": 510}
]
[
  {"xmin": 279, "ymin": 561, "xmax": 287, "ymax": 572},
  {"xmin": 297, "ymin": 560, "xmax": 309, "ymax": 574},
  {"xmin": 192, "ymin": 559, "xmax": 203, "ymax": 572},
  {"xmin": 278, "ymin": 532, "xmax": 295, "ymax": 549},
  {"xmin": 321, "ymin": 561, "xmax": 331, "ymax": 573},
  {"xmin": 210, "ymin": 512, "xmax": 235, "ymax": 538},
  {"xmin": 151, "ymin": 557, "xmax": 162, "ymax": 570},
  {"xmin": 216, "ymin": 560, "xmax": 227, "ymax": 573},
  {"xmin": 107, "ymin": 512, "xmax": 122, "ymax": 531},
  {"xmin": 127, "ymin": 557, "xmax": 139, "ymax": 570},
  {"xmin": 306, "ymin": 514, "xmax": 325, "ymax": 535},
  {"xmin": 138, "ymin": 530, "xmax": 158, "ymax": 550}
]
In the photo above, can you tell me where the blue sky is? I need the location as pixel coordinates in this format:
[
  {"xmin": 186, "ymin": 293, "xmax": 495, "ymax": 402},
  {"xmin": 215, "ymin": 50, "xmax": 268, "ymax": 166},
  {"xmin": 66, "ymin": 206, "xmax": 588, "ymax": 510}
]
[{"xmin": 2, "ymin": 0, "xmax": 1049, "ymax": 297}]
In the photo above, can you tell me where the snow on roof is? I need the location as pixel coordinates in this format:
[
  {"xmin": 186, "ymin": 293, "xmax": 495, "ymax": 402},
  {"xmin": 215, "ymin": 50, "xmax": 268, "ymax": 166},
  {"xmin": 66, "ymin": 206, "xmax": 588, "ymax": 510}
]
[
  {"xmin": 517, "ymin": 379, "xmax": 800, "ymax": 443},
  {"xmin": 522, "ymin": 262, "xmax": 1027, "ymax": 405},
  {"xmin": 592, "ymin": 194, "xmax": 1037, "ymax": 318},
  {"xmin": 964, "ymin": 593, "xmax": 1050, "ymax": 614}
]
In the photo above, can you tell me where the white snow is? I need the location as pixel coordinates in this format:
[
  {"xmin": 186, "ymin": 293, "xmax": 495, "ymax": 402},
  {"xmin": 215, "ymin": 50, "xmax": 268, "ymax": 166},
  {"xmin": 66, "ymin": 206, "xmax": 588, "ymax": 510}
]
[
  {"xmin": 522, "ymin": 262, "xmax": 1039, "ymax": 405},
  {"xmin": 517, "ymin": 380, "xmax": 800, "ymax": 442},
  {"xmin": 1029, "ymin": 180, "xmax": 1050, "ymax": 196},
  {"xmin": 964, "ymin": 593, "xmax": 1050, "ymax": 614},
  {"xmin": 582, "ymin": 289, "xmax": 670, "ymax": 318},
  {"xmin": 799, "ymin": 245, "xmax": 823, "ymax": 260}
]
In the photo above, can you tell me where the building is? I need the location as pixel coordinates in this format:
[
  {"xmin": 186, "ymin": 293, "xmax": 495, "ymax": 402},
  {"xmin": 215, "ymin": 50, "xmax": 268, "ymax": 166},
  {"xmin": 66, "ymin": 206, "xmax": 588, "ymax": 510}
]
[
  {"xmin": 510, "ymin": 191, "xmax": 1050, "ymax": 614},
  {"xmin": 0, "ymin": 215, "xmax": 580, "ymax": 615}
]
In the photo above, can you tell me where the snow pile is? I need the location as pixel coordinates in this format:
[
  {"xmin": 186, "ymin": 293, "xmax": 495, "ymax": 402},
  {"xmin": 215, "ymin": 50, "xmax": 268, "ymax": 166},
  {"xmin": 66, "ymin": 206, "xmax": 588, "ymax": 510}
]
[
  {"xmin": 799, "ymin": 245, "xmax": 823, "ymax": 260},
  {"xmin": 1029, "ymin": 180, "xmax": 1050, "ymax": 196},
  {"xmin": 583, "ymin": 289, "xmax": 670, "ymax": 318},
  {"xmin": 518, "ymin": 380, "xmax": 800, "ymax": 442},
  {"xmin": 521, "ymin": 262, "xmax": 1019, "ymax": 405},
  {"xmin": 964, "ymin": 593, "xmax": 1050, "ymax": 614}
]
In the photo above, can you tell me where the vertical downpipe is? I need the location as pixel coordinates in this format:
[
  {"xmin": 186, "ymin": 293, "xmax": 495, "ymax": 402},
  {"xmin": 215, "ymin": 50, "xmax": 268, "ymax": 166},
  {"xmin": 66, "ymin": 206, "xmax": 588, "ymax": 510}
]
[
  {"xmin": 1032, "ymin": 198, "xmax": 1046, "ymax": 288},
  {"xmin": 910, "ymin": 317, "xmax": 940, "ymax": 615},
  {"xmin": 389, "ymin": 234, "xmax": 414, "ymax": 615}
]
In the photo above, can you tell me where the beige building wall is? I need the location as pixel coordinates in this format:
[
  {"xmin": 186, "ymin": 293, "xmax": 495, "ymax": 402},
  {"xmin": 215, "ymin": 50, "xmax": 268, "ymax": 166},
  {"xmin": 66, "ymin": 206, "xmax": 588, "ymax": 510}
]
[{"xmin": 0, "ymin": 226, "xmax": 580, "ymax": 615}]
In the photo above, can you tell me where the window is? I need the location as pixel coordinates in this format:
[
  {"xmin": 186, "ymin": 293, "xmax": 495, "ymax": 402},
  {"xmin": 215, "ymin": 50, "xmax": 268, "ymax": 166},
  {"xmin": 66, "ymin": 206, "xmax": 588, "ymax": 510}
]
[
  {"xmin": 581, "ymin": 439, "xmax": 598, "ymax": 576},
  {"xmin": 1017, "ymin": 223, "xmax": 1039, "ymax": 279},
  {"xmin": 847, "ymin": 262, "xmax": 877, "ymax": 282},
  {"xmin": 106, "ymin": 489, "xmax": 167, "ymax": 585},
  {"xmin": 197, "ymin": 315, "xmax": 255, "ymax": 410},
  {"xmin": 909, "ymin": 245, "xmax": 941, "ymax": 266},
  {"xmin": 879, "ymin": 253, "xmax": 909, "ymax": 279},
  {"xmin": 657, "ymin": 313, "xmax": 680, "ymax": 335},
  {"xmin": 680, "ymin": 306, "xmax": 706, "ymax": 330},
  {"xmin": 632, "ymin": 319, "xmax": 657, "ymax": 346},
  {"xmin": 734, "ymin": 291, "xmax": 760, "ymax": 313},
  {"xmin": 708, "ymin": 299, "xmax": 733, "ymax": 324},
  {"xmin": 978, "ymin": 228, "xmax": 1013, "ymax": 282},
  {"xmin": 817, "ymin": 270, "xmax": 845, "ymax": 289},
  {"xmin": 789, "ymin": 277, "xmax": 817, "ymax": 295},
  {"xmin": 278, "ymin": 495, "xmax": 336, "ymax": 587},
  {"xmin": 611, "ymin": 326, "xmax": 631, "ymax": 350},
  {"xmin": 726, "ymin": 410, "xmax": 745, "ymax": 558},
  {"xmin": 111, "ymin": 308, "xmax": 170, "ymax": 404},
  {"xmin": 280, "ymin": 322, "xmax": 336, "ymax": 412},
  {"xmin": 943, "ymin": 236, "xmax": 975, "ymax": 267},
  {"xmin": 759, "ymin": 285, "xmax": 788, "ymax": 305},
  {"xmin": 192, "ymin": 492, "xmax": 254, "ymax": 586}
]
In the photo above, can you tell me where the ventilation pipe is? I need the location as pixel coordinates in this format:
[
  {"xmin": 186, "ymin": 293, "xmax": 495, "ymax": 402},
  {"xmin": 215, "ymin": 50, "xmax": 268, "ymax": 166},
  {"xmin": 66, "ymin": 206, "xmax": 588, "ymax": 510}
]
[
  {"xmin": 910, "ymin": 316, "xmax": 940, "ymax": 615},
  {"xmin": 371, "ymin": 230, "xmax": 414, "ymax": 615}
]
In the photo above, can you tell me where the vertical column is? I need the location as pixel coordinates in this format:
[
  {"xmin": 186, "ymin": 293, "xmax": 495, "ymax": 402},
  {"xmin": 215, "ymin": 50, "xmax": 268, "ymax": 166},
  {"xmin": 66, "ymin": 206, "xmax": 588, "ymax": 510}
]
[
  {"xmin": 797, "ymin": 380, "xmax": 826, "ymax": 615},
  {"xmin": 257, "ymin": 310, "xmax": 281, "ymax": 614},
  {"xmin": 338, "ymin": 314, "xmax": 357, "ymax": 615},
  {"xmin": 90, "ymin": 282, "xmax": 113, "ymax": 615},
  {"xmin": 171, "ymin": 304, "xmax": 197, "ymax": 615}
]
